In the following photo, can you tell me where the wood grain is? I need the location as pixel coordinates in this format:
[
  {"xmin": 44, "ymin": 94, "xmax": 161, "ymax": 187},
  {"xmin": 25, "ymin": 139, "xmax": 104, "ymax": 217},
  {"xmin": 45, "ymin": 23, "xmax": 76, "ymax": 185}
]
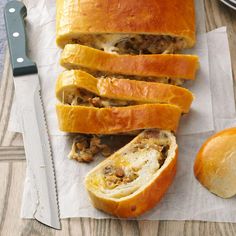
[
  {"xmin": 0, "ymin": 49, "xmax": 23, "ymax": 148},
  {"xmin": 205, "ymin": 0, "xmax": 236, "ymax": 73},
  {"xmin": 1, "ymin": 0, "xmax": 236, "ymax": 235}
]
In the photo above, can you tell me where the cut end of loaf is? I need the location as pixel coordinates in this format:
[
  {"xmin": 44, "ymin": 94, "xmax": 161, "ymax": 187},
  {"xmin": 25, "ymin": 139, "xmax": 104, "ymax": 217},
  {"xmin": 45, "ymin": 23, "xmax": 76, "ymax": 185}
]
[{"xmin": 85, "ymin": 129, "xmax": 178, "ymax": 218}]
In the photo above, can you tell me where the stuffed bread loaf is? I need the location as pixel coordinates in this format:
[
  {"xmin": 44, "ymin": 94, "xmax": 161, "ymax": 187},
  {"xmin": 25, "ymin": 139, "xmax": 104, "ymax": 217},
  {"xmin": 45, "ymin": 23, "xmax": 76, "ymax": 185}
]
[
  {"xmin": 85, "ymin": 129, "xmax": 178, "ymax": 217},
  {"xmin": 55, "ymin": 68, "xmax": 189, "ymax": 134},
  {"xmin": 56, "ymin": 0, "xmax": 197, "ymax": 218},
  {"xmin": 56, "ymin": 0, "xmax": 195, "ymax": 53}
]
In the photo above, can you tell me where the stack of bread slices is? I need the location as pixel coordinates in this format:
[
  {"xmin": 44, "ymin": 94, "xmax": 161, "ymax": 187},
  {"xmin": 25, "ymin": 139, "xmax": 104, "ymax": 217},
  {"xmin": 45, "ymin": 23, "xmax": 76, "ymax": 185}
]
[{"xmin": 56, "ymin": 0, "xmax": 199, "ymax": 218}]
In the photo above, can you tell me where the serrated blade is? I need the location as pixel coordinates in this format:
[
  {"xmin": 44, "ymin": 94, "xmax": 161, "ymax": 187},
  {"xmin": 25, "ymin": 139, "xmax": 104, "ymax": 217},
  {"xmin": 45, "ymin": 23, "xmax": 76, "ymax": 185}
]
[{"xmin": 14, "ymin": 74, "xmax": 61, "ymax": 230}]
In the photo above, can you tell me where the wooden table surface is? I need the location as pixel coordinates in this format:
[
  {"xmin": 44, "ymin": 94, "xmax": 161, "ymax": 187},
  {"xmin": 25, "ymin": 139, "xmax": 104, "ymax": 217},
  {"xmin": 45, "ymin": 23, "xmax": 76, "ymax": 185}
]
[{"xmin": 0, "ymin": 0, "xmax": 236, "ymax": 235}]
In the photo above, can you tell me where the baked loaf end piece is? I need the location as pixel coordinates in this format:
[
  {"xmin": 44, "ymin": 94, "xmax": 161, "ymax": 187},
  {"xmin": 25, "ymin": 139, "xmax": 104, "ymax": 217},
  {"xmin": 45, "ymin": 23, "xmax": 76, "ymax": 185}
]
[
  {"xmin": 194, "ymin": 128, "xmax": 236, "ymax": 198},
  {"xmin": 56, "ymin": 0, "xmax": 196, "ymax": 50},
  {"xmin": 85, "ymin": 129, "xmax": 177, "ymax": 218},
  {"xmin": 85, "ymin": 130, "xmax": 177, "ymax": 218}
]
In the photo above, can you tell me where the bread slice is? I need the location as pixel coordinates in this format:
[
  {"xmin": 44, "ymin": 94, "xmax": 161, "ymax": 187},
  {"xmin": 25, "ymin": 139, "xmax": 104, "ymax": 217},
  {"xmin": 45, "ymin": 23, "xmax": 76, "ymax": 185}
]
[
  {"xmin": 56, "ymin": 0, "xmax": 195, "ymax": 50},
  {"xmin": 56, "ymin": 70, "xmax": 194, "ymax": 113},
  {"xmin": 60, "ymin": 45, "xmax": 199, "ymax": 82},
  {"xmin": 56, "ymin": 103, "xmax": 181, "ymax": 134},
  {"xmin": 85, "ymin": 129, "xmax": 177, "ymax": 217}
]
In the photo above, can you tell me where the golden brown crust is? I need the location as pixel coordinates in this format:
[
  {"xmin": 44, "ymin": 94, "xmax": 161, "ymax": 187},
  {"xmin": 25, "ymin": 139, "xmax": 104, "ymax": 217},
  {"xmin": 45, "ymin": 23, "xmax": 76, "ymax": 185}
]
[
  {"xmin": 87, "ymin": 153, "xmax": 177, "ymax": 217},
  {"xmin": 56, "ymin": 70, "xmax": 99, "ymax": 99},
  {"xmin": 56, "ymin": 0, "xmax": 195, "ymax": 48},
  {"xmin": 56, "ymin": 104, "xmax": 181, "ymax": 134},
  {"xmin": 194, "ymin": 128, "xmax": 236, "ymax": 198},
  {"xmin": 56, "ymin": 70, "xmax": 194, "ymax": 113},
  {"xmin": 60, "ymin": 45, "xmax": 199, "ymax": 80},
  {"xmin": 85, "ymin": 130, "xmax": 178, "ymax": 218}
]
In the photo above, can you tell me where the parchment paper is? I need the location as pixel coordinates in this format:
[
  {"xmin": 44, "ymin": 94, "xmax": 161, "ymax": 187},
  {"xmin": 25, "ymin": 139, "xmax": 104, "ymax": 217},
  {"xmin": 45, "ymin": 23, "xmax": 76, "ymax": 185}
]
[{"xmin": 8, "ymin": 0, "xmax": 236, "ymax": 222}]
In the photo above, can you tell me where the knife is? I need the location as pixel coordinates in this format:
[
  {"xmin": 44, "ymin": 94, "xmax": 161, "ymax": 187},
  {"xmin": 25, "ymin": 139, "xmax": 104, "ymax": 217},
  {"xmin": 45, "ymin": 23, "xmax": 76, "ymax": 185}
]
[{"xmin": 4, "ymin": 1, "xmax": 61, "ymax": 230}]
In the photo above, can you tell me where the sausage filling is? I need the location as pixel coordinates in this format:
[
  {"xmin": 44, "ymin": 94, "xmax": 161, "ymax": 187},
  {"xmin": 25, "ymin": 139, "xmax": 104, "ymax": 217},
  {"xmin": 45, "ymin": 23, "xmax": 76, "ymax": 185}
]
[
  {"xmin": 103, "ymin": 131, "xmax": 170, "ymax": 191},
  {"xmin": 63, "ymin": 88, "xmax": 138, "ymax": 107},
  {"xmin": 68, "ymin": 135, "xmax": 113, "ymax": 163},
  {"xmin": 71, "ymin": 34, "xmax": 187, "ymax": 55},
  {"xmin": 64, "ymin": 68, "xmax": 184, "ymax": 86},
  {"xmin": 87, "ymin": 130, "xmax": 173, "ymax": 198}
]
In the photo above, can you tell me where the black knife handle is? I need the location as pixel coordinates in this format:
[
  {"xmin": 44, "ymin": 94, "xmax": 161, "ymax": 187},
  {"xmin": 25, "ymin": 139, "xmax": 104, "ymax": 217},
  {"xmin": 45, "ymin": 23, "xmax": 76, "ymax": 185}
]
[{"xmin": 4, "ymin": 1, "xmax": 37, "ymax": 76}]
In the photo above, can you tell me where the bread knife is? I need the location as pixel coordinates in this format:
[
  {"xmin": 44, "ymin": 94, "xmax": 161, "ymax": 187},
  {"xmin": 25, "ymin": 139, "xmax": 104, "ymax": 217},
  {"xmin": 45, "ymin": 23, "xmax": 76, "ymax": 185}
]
[{"xmin": 4, "ymin": 1, "xmax": 61, "ymax": 230}]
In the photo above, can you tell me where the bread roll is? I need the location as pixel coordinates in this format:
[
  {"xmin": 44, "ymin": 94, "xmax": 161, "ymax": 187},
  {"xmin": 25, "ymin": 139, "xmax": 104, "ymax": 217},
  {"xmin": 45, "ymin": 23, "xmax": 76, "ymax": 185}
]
[{"xmin": 194, "ymin": 128, "xmax": 236, "ymax": 198}]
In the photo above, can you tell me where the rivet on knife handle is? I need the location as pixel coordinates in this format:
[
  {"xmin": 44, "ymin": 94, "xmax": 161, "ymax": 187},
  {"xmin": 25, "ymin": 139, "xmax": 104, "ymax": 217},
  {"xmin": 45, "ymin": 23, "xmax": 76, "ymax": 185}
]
[{"xmin": 4, "ymin": 1, "xmax": 37, "ymax": 76}]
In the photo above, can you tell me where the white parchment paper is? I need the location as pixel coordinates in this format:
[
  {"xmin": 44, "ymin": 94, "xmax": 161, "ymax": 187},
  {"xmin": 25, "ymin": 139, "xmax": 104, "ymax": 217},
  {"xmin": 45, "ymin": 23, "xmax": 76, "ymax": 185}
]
[{"xmin": 8, "ymin": 0, "xmax": 236, "ymax": 222}]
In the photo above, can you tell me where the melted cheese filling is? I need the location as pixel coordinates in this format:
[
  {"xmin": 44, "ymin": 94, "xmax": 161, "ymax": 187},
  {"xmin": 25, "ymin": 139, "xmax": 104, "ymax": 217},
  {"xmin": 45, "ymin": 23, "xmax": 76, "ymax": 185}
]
[
  {"xmin": 102, "ymin": 74, "xmax": 184, "ymax": 86},
  {"xmin": 88, "ymin": 130, "xmax": 171, "ymax": 199},
  {"xmin": 71, "ymin": 34, "xmax": 186, "ymax": 55},
  {"xmin": 101, "ymin": 150, "xmax": 161, "ymax": 198},
  {"xmin": 65, "ymin": 68, "xmax": 184, "ymax": 87},
  {"xmin": 62, "ymin": 88, "xmax": 137, "ymax": 107}
]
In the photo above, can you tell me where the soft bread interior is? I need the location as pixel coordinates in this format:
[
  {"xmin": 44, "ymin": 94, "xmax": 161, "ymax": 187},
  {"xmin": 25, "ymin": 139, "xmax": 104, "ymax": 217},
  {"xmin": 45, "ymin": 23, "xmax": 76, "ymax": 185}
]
[
  {"xmin": 100, "ymin": 74, "xmax": 184, "ymax": 86},
  {"xmin": 70, "ymin": 34, "xmax": 187, "ymax": 55},
  {"xmin": 85, "ymin": 129, "xmax": 177, "ymax": 200}
]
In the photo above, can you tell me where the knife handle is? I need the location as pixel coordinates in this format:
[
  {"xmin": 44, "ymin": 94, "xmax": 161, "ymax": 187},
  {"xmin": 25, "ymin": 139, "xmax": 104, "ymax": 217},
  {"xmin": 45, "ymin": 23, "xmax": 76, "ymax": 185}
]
[{"xmin": 4, "ymin": 1, "xmax": 37, "ymax": 76}]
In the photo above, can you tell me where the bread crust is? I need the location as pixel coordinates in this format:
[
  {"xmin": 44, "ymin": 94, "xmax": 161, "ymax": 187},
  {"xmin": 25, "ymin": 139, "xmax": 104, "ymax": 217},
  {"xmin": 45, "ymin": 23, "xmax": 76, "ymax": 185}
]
[
  {"xmin": 194, "ymin": 128, "xmax": 236, "ymax": 198},
  {"xmin": 56, "ymin": 0, "xmax": 195, "ymax": 48},
  {"xmin": 85, "ymin": 130, "xmax": 178, "ymax": 217},
  {"xmin": 56, "ymin": 69, "xmax": 99, "ymax": 98},
  {"xmin": 56, "ymin": 70, "xmax": 194, "ymax": 113},
  {"xmin": 60, "ymin": 45, "xmax": 199, "ymax": 80},
  {"xmin": 56, "ymin": 104, "xmax": 181, "ymax": 134}
]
